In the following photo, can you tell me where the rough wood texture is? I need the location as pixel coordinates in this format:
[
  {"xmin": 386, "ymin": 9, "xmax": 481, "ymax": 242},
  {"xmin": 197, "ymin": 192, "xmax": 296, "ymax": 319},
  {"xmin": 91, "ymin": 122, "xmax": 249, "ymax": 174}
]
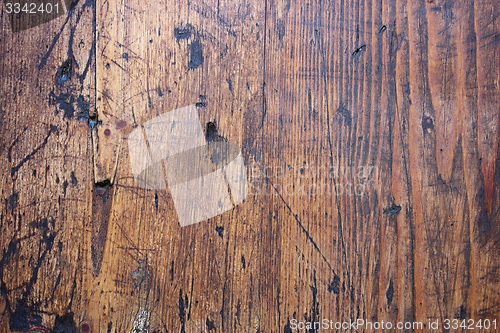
[{"xmin": 1, "ymin": 0, "xmax": 499, "ymax": 332}]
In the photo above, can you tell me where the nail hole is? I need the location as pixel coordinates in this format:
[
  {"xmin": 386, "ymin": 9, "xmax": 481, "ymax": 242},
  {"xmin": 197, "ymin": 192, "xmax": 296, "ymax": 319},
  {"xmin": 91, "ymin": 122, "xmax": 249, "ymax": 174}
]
[
  {"xmin": 95, "ymin": 179, "xmax": 111, "ymax": 188},
  {"xmin": 81, "ymin": 323, "xmax": 91, "ymax": 333}
]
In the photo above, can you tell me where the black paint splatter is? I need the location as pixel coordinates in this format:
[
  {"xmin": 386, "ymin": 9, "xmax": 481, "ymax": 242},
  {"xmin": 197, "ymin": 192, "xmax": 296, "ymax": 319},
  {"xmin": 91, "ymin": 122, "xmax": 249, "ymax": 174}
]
[
  {"xmin": 383, "ymin": 203, "xmax": 402, "ymax": 215},
  {"xmin": 56, "ymin": 59, "xmax": 73, "ymax": 86},
  {"xmin": 174, "ymin": 24, "xmax": 194, "ymax": 40},
  {"xmin": 49, "ymin": 92, "xmax": 75, "ymax": 119},
  {"xmin": 206, "ymin": 318, "xmax": 216, "ymax": 330},
  {"xmin": 328, "ymin": 275, "xmax": 341, "ymax": 294},
  {"xmin": 352, "ymin": 44, "xmax": 366, "ymax": 56},
  {"xmin": 215, "ymin": 226, "xmax": 224, "ymax": 238},
  {"xmin": 386, "ymin": 279, "xmax": 394, "ymax": 304},
  {"xmin": 188, "ymin": 39, "xmax": 204, "ymax": 69}
]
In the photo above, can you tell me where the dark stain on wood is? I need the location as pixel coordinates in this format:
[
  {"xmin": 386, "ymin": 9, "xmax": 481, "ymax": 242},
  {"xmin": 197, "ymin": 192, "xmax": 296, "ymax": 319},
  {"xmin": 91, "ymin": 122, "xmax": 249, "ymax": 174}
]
[
  {"xmin": 178, "ymin": 290, "xmax": 188, "ymax": 333},
  {"xmin": 70, "ymin": 171, "xmax": 78, "ymax": 185},
  {"xmin": 7, "ymin": 218, "xmax": 57, "ymax": 332},
  {"xmin": 215, "ymin": 226, "xmax": 224, "ymax": 238},
  {"xmin": 76, "ymin": 95, "xmax": 91, "ymax": 120},
  {"xmin": 1, "ymin": 238, "xmax": 20, "ymax": 266},
  {"xmin": 284, "ymin": 321, "xmax": 293, "ymax": 333},
  {"xmin": 352, "ymin": 44, "xmax": 366, "ymax": 56},
  {"xmin": 188, "ymin": 39, "xmax": 204, "ymax": 69},
  {"xmin": 386, "ymin": 279, "xmax": 394, "ymax": 305},
  {"xmin": 328, "ymin": 275, "xmax": 341, "ymax": 294},
  {"xmin": 174, "ymin": 24, "xmax": 194, "ymax": 40},
  {"xmin": 63, "ymin": 180, "xmax": 69, "ymax": 195},
  {"xmin": 422, "ymin": 116, "xmax": 435, "ymax": 133},
  {"xmin": 55, "ymin": 59, "xmax": 73, "ymax": 86},
  {"xmin": 6, "ymin": 127, "xmax": 28, "ymax": 163},
  {"xmin": 276, "ymin": 19, "xmax": 286, "ymax": 40},
  {"xmin": 308, "ymin": 273, "xmax": 319, "ymax": 332},
  {"xmin": 115, "ymin": 120, "xmax": 127, "ymax": 129},
  {"xmin": 87, "ymin": 112, "xmax": 101, "ymax": 129},
  {"xmin": 9, "ymin": 299, "xmax": 41, "ymax": 331},
  {"xmin": 205, "ymin": 318, "xmax": 215, "ymax": 330},
  {"xmin": 335, "ymin": 104, "xmax": 352, "ymax": 125},
  {"xmin": 52, "ymin": 312, "xmax": 77, "ymax": 333},
  {"xmin": 7, "ymin": 192, "xmax": 19, "ymax": 211},
  {"xmin": 456, "ymin": 304, "xmax": 467, "ymax": 320},
  {"xmin": 11, "ymin": 125, "xmax": 58, "ymax": 177},
  {"xmin": 384, "ymin": 203, "xmax": 402, "ymax": 215},
  {"xmin": 49, "ymin": 92, "xmax": 75, "ymax": 119},
  {"xmin": 91, "ymin": 180, "xmax": 113, "ymax": 276},
  {"xmin": 205, "ymin": 122, "xmax": 226, "ymax": 142},
  {"xmin": 156, "ymin": 87, "xmax": 164, "ymax": 97}
]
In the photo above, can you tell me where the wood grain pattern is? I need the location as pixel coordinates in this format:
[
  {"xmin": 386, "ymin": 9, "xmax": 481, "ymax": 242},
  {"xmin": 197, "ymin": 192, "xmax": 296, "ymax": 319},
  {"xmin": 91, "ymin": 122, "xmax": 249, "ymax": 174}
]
[
  {"xmin": 0, "ymin": 1, "xmax": 94, "ymax": 332},
  {"xmin": 1, "ymin": 0, "xmax": 499, "ymax": 332}
]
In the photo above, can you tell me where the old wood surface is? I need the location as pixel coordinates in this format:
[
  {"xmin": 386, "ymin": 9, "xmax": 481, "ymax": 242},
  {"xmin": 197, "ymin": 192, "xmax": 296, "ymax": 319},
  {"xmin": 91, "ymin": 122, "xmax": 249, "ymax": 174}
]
[{"xmin": 1, "ymin": 0, "xmax": 500, "ymax": 332}]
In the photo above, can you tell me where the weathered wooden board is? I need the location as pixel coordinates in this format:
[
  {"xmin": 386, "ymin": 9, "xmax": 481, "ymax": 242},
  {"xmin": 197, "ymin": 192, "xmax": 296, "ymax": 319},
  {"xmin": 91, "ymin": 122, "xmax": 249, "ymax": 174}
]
[
  {"xmin": 1, "ymin": 0, "xmax": 499, "ymax": 332},
  {"xmin": 0, "ymin": 0, "xmax": 95, "ymax": 332}
]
